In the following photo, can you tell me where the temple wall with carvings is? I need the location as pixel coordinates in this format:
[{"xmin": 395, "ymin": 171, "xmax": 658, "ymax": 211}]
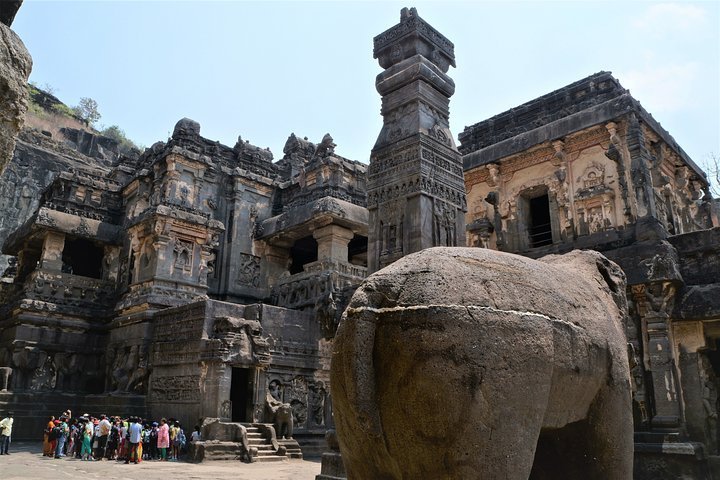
[{"xmin": 460, "ymin": 71, "xmax": 720, "ymax": 477}]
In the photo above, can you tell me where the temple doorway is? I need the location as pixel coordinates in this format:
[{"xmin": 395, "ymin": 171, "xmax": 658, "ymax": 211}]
[{"xmin": 230, "ymin": 367, "xmax": 250, "ymax": 422}]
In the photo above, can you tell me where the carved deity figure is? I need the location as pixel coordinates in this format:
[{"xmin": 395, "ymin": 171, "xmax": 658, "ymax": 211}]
[
  {"xmin": 701, "ymin": 355, "xmax": 719, "ymax": 455},
  {"xmin": 126, "ymin": 349, "xmax": 150, "ymax": 394}
]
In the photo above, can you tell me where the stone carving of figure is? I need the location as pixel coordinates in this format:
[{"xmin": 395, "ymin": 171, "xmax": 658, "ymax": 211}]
[
  {"xmin": 11, "ymin": 347, "xmax": 48, "ymax": 391},
  {"xmin": 309, "ymin": 383, "xmax": 326, "ymax": 427},
  {"xmin": 589, "ymin": 211, "xmax": 604, "ymax": 234},
  {"xmin": 314, "ymin": 134, "xmax": 336, "ymax": 158},
  {"xmin": 126, "ymin": 348, "xmax": 150, "ymax": 394},
  {"xmin": 220, "ymin": 399, "xmax": 232, "ymax": 419},
  {"xmin": 53, "ymin": 353, "xmax": 85, "ymax": 392},
  {"xmin": 701, "ymin": 356, "xmax": 719, "ymax": 455},
  {"xmin": 112, "ymin": 345, "xmax": 139, "ymax": 393},
  {"xmin": 266, "ymin": 391, "xmax": 294, "ymax": 439},
  {"xmin": 0, "ymin": 367, "xmax": 12, "ymax": 392},
  {"xmin": 316, "ymin": 292, "xmax": 338, "ymax": 339}
]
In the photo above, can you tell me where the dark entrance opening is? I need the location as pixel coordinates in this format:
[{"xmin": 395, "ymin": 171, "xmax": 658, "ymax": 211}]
[
  {"xmin": 62, "ymin": 238, "xmax": 104, "ymax": 278},
  {"xmin": 348, "ymin": 234, "xmax": 368, "ymax": 267},
  {"xmin": 230, "ymin": 367, "xmax": 250, "ymax": 422},
  {"xmin": 289, "ymin": 236, "xmax": 318, "ymax": 274},
  {"xmin": 529, "ymin": 194, "xmax": 553, "ymax": 248}
]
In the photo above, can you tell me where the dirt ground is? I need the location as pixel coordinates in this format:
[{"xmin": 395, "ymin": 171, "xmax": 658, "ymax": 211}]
[{"xmin": 0, "ymin": 442, "xmax": 322, "ymax": 480}]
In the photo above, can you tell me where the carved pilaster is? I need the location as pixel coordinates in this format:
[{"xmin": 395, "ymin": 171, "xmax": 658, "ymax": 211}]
[
  {"xmin": 642, "ymin": 281, "xmax": 681, "ymax": 428},
  {"xmin": 40, "ymin": 231, "xmax": 65, "ymax": 272},
  {"xmin": 605, "ymin": 121, "xmax": 633, "ymax": 224},
  {"xmin": 626, "ymin": 114, "xmax": 657, "ymax": 220},
  {"xmin": 313, "ymin": 225, "xmax": 354, "ymax": 263}
]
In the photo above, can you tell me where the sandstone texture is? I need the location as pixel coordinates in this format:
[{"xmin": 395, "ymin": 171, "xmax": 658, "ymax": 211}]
[
  {"xmin": 0, "ymin": 20, "xmax": 31, "ymax": 175},
  {"xmin": 332, "ymin": 246, "xmax": 633, "ymax": 479}
]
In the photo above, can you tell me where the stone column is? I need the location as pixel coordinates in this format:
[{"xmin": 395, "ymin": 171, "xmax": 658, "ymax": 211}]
[
  {"xmin": 644, "ymin": 281, "xmax": 681, "ymax": 428},
  {"xmin": 626, "ymin": 113, "xmax": 657, "ymax": 220},
  {"xmin": 40, "ymin": 231, "xmax": 65, "ymax": 271},
  {"xmin": 367, "ymin": 7, "xmax": 466, "ymax": 273},
  {"xmin": 313, "ymin": 225, "xmax": 354, "ymax": 263},
  {"xmin": 0, "ymin": 367, "xmax": 11, "ymax": 392}
]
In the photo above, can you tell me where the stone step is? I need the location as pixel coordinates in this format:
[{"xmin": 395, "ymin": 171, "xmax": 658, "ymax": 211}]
[
  {"xmin": 254, "ymin": 455, "xmax": 288, "ymax": 463},
  {"xmin": 634, "ymin": 431, "xmax": 682, "ymax": 444}
]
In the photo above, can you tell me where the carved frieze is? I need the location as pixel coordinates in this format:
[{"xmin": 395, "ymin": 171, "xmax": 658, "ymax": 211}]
[{"xmin": 149, "ymin": 374, "xmax": 201, "ymax": 402}]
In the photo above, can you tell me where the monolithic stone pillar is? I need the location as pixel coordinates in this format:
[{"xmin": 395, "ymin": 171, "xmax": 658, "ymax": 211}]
[
  {"xmin": 0, "ymin": 366, "xmax": 11, "ymax": 391},
  {"xmin": 40, "ymin": 231, "xmax": 65, "ymax": 271},
  {"xmin": 313, "ymin": 225, "xmax": 354, "ymax": 263},
  {"xmin": 367, "ymin": 7, "xmax": 466, "ymax": 273},
  {"xmin": 644, "ymin": 281, "xmax": 682, "ymax": 428}
]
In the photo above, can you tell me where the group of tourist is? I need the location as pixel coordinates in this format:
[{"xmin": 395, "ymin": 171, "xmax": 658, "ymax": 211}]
[{"xmin": 42, "ymin": 410, "xmax": 200, "ymax": 463}]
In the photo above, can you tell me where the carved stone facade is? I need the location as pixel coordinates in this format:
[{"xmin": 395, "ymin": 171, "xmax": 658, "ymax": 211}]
[
  {"xmin": 462, "ymin": 71, "xmax": 720, "ymax": 477},
  {"xmin": 0, "ymin": 117, "xmax": 368, "ymax": 451}
]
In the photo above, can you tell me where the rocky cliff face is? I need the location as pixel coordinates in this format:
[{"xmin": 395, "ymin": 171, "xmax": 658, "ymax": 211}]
[
  {"xmin": 0, "ymin": 14, "xmax": 32, "ymax": 175},
  {"xmin": 0, "ymin": 90, "xmax": 135, "ymax": 274}
]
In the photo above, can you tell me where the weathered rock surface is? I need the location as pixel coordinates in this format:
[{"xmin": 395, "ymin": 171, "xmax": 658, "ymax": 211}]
[
  {"xmin": 0, "ymin": 129, "xmax": 115, "ymax": 274},
  {"xmin": 332, "ymin": 246, "xmax": 633, "ymax": 479},
  {"xmin": 0, "ymin": 1, "xmax": 23, "ymax": 28},
  {"xmin": 0, "ymin": 19, "xmax": 32, "ymax": 175}
]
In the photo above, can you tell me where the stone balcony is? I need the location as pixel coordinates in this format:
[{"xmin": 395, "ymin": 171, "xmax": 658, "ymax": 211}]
[
  {"xmin": 271, "ymin": 260, "xmax": 367, "ymax": 310},
  {"xmin": 11, "ymin": 269, "xmax": 116, "ymax": 317}
]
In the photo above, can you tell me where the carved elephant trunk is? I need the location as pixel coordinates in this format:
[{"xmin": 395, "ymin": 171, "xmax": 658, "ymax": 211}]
[{"xmin": 331, "ymin": 247, "xmax": 633, "ymax": 480}]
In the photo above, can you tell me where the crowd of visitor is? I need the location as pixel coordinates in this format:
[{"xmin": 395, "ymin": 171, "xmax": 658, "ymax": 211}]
[{"xmin": 41, "ymin": 410, "xmax": 201, "ymax": 464}]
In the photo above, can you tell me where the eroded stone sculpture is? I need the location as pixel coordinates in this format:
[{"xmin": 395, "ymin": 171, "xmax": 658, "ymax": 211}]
[
  {"xmin": 332, "ymin": 247, "xmax": 633, "ymax": 479},
  {"xmin": 266, "ymin": 391, "xmax": 294, "ymax": 439}
]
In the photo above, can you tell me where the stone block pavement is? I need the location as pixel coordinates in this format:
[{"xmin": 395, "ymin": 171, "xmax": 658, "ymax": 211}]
[{"xmin": 0, "ymin": 443, "xmax": 322, "ymax": 479}]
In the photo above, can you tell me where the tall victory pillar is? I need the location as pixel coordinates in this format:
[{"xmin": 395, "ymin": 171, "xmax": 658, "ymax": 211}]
[{"xmin": 367, "ymin": 7, "xmax": 466, "ymax": 273}]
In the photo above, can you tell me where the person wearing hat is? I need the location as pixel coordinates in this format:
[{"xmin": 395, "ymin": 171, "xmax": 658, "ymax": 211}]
[{"xmin": 0, "ymin": 412, "xmax": 13, "ymax": 455}]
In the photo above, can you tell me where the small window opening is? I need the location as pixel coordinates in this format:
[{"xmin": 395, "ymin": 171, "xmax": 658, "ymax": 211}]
[
  {"xmin": 529, "ymin": 194, "xmax": 553, "ymax": 248},
  {"xmin": 289, "ymin": 236, "xmax": 318, "ymax": 274},
  {"xmin": 62, "ymin": 238, "xmax": 104, "ymax": 279}
]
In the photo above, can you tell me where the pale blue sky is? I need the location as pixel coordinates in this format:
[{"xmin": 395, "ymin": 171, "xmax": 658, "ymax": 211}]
[{"xmin": 13, "ymin": 1, "xmax": 720, "ymax": 169}]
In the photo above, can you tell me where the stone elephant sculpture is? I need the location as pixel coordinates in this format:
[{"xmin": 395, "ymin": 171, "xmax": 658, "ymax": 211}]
[
  {"xmin": 53, "ymin": 352, "xmax": 85, "ymax": 391},
  {"xmin": 331, "ymin": 247, "xmax": 633, "ymax": 480},
  {"xmin": 11, "ymin": 346, "xmax": 49, "ymax": 390},
  {"xmin": 265, "ymin": 392, "xmax": 294, "ymax": 439}
]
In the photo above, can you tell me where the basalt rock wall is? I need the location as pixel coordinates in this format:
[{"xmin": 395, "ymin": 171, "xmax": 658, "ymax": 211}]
[
  {"xmin": 0, "ymin": 128, "xmax": 118, "ymax": 274},
  {"xmin": 0, "ymin": 12, "xmax": 32, "ymax": 176}
]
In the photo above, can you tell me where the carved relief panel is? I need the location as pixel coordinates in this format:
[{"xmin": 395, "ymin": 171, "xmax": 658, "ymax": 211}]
[{"xmin": 574, "ymin": 161, "xmax": 618, "ymax": 235}]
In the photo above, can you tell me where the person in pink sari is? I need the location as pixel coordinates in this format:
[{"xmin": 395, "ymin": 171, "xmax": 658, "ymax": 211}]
[{"xmin": 157, "ymin": 418, "xmax": 170, "ymax": 460}]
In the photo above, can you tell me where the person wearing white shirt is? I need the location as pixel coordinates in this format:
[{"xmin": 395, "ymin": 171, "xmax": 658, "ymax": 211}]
[
  {"xmin": 125, "ymin": 417, "xmax": 143, "ymax": 464},
  {"xmin": 0, "ymin": 412, "xmax": 13, "ymax": 455}
]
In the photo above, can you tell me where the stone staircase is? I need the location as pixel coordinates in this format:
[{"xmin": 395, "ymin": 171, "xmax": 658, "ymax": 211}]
[
  {"xmin": 190, "ymin": 422, "xmax": 303, "ymax": 463},
  {"xmin": 634, "ymin": 430, "xmax": 713, "ymax": 480},
  {"xmin": 247, "ymin": 425, "xmax": 287, "ymax": 463},
  {"xmin": 278, "ymin": 437, "xmax": 303, "ymax": 459}
]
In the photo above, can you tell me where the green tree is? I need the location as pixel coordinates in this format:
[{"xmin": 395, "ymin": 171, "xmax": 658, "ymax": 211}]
[
  {"xmin": 100, "ymin": 124, "xmax": 141, "ymax": 155},
  {"xmin": 72, "ymin": 97, "xmax": 101, "ymax": 126}
]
